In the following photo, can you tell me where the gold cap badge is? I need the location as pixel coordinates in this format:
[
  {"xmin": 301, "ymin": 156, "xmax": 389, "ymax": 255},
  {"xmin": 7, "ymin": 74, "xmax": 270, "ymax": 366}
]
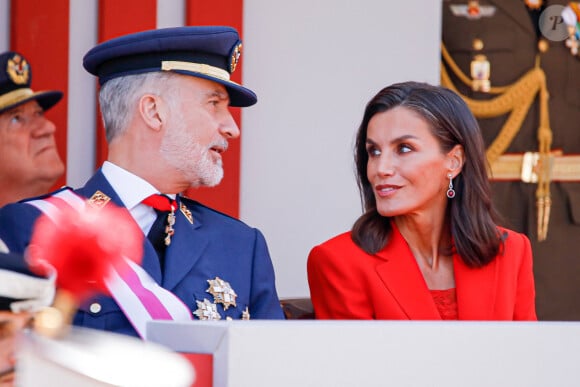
[
  {"xmin": 230, "ymin": 42, "xmax": 242, "ymax": 73},
  {"xmin": 6, "ymin": 54, "xmax": 29, "ymax": 85}
]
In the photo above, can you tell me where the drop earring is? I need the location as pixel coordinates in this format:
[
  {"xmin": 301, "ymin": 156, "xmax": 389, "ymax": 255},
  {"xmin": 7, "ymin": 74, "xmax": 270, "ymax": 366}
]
[{"xmin": 446, "ymin": 173, "xmax": 456, "ymax": 199}]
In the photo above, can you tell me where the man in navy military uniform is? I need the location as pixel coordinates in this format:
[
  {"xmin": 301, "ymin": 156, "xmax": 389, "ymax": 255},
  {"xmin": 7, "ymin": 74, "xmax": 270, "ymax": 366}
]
[
  {"xmin": 0, "ymin": 51, "xmax": 64, "ymax": 207},
  {"xmin": 0, "ymin": 26, "xmax": 284, "ymax": 338}
]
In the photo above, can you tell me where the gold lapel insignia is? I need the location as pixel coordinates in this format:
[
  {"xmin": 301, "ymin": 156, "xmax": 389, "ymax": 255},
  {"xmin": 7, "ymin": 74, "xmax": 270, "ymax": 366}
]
[
  {"xmin": 242, "ymin": 306, "xmax": 250, "ymax": 320},
  {"xmin": 87, "ymin": 190, "xmax": 111, "ymax": 209},
  {"xmin": 206, "ymin": 277, "xmax": 237, "ymax": 310},
  {"xmin": 193, "ymin": 298, "xmax": 222, "ymax": 320},
  {"xmin": 180, "ymin": 202, "xmax": 194, "ymax": 224}
]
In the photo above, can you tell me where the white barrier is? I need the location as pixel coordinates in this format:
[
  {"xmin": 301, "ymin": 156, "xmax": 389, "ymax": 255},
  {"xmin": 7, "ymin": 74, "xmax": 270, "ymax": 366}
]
[{"xmin": 147, "ymin": 320, "xmax": 580, "ymax": 387}]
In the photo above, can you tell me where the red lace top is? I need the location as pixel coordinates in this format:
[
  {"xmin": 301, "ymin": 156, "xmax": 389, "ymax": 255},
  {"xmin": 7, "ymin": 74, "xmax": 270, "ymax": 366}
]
[{"xmin": 430, "ymin": 288, "xmax": 458, "ymax": 320}]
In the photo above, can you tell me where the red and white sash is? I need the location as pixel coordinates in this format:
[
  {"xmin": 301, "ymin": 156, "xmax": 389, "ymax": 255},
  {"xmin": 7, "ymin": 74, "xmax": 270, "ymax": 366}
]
[{"xmin": 27, "ymin": 188, "xmax": 192, "ymax": 339}]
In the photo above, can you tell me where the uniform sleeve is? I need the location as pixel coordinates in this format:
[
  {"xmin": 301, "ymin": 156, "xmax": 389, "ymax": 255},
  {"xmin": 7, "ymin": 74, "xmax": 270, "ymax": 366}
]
[
  {"xmin": 307, "ymin": 242, "xmax": 373, "ymax": 319},
  {"xmin": 513, "ymin": 233, "xmax": 537, "ymax": 321},
  {"xmin": 248, "ymin": 228, "xmax": 285, "ymax": 319},
  {"xmin": 0, "ymin": 203, "xmax": 40, "ymax": 253}
]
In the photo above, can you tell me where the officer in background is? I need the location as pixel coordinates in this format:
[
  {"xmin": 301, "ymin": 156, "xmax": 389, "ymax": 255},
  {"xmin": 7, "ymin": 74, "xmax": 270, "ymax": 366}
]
[
  {"xmin": 0, "ymin": 51, "xmax": 65, "ymax": 207},
  {"xmin": 441, "ymin": 0, "xmax": 580, "ymax": 320}
]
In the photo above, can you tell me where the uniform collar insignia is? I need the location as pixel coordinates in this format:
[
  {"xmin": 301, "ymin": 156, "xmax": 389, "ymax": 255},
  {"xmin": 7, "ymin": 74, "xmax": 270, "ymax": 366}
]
[
  {"xmin": 87, "ymin": 190, "xmax": 111, "ymax": 209},
  {"xmin": 180, "ymin": 202, "xmax": 194, "ymax": 224},
  {"xmin": 206, "ymin": 277, "xmax": 237, "ymax": 310}
]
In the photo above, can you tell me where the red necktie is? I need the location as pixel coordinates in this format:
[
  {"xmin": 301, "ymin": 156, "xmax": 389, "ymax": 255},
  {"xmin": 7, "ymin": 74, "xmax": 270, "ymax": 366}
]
[
  {"xmin": 142, "ymin": 195, "xmax": 177, "ymax": 272},
  {"xmin": 142, "ymin": 194, "xmax": 176, "ymax": 212}
]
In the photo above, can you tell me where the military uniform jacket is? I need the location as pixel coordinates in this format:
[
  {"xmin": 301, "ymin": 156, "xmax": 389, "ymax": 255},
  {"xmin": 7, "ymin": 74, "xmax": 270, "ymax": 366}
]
[
  {"xmin": 0, "ymin": 169, "xmax": 285, "ymax": 336},
  {"xmin": 442, "ymin": 0, "xmax": 580, "ymax": 320}
]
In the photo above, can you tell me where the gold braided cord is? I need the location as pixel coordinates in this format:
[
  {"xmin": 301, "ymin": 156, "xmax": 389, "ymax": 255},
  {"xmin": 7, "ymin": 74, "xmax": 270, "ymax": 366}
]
[
  {"xmin": 441, "ymin": 43, "xmax": 509, "ymax": 94},
  {"xmin": 441, "ymin": 58, "xmax": 544, "ymax": 164},
  {"xmin": 440, "ymin": 42, "xmax": 553, "ymax": 241}
]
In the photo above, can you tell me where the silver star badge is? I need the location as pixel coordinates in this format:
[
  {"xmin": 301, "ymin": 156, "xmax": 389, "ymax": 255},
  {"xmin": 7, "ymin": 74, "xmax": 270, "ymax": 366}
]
[
  {"xmin": 193, "ymin": 299, "xmax": 222, "ymax": 320},
  {"xmin": 206, "ymin": 277, "xmax": 237, "ymax": 310}
]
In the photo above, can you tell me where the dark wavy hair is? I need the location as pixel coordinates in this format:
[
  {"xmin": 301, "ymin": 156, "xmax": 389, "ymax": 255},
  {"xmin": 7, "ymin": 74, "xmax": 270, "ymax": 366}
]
[{"xmin": 351, "ymin": 81, "xmax": 502, "ymax": 267}]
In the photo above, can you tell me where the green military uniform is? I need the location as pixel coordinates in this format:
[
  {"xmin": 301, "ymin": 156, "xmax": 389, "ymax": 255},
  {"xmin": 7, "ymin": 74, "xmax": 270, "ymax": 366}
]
[{"xmin": 441, "ymin": 0, "xmax": 580, "ymax": 320}]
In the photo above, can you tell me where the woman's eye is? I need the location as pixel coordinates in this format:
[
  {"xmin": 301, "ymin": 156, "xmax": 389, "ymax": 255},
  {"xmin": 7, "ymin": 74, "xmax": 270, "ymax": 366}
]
[
  {"xmin": 367, "ymin": 147, "xmax": 381, "ymax": 157},
  {"xmin": 398, "ymin": 144, "xmax": 412, "ymax": 154}
]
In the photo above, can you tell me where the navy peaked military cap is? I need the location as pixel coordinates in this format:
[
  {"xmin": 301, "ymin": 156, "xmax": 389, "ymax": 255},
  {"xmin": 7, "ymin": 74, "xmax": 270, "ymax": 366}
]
[
  {"xmin": 83, "ymin": 26, "xmax": 257, "ymax": 107},
  {"xmin": 0, "ymin": 51, "xmax": 63, "ymax": 114}
]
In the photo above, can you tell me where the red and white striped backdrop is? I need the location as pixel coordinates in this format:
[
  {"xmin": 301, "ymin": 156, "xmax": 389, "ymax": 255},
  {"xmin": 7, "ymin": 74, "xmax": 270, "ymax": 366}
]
[{"xmin": 3, "ymin": 0, "xmax": 243, "ymax": 218}]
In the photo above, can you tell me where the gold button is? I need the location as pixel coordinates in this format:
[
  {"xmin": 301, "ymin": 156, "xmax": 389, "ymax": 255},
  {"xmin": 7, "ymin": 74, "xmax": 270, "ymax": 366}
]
[
  {"xmin": 472, "ymin": 38, "xmax": 484, "ymax": 51},
  {"xmin": 538, "ymin": 39, "xmax": 549, "ymax": 53},
  {"xmin": 89, "ymin": 302, "xmax": 102, "ymax": 314}
]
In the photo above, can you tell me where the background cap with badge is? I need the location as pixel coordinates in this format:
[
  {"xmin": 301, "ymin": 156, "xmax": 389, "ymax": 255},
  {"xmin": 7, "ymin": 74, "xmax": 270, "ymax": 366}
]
[
  {"xmin": 82, "ymin": 25, "xmax": 257, "ymax": 107},
  {"xmin": 0, "ymin": 51, "xmax": 63, "ymax": 114}
]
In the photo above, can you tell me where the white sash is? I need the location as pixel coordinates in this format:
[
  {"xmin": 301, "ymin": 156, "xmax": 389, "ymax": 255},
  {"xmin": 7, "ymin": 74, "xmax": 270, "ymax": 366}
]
[{"xmin": 27, "ymin": 189, "xmax": 192, "ymax": 339}]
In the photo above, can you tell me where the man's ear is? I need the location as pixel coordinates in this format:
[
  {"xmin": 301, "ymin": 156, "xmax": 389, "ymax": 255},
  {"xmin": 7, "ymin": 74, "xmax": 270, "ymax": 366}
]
[
  {"xmin": 447, "ymin": 144, "xmax": 465, "ymax": 176},
  {"xmin": 140, "ymin": 94, "xmax": 164, "ymax": 131}
]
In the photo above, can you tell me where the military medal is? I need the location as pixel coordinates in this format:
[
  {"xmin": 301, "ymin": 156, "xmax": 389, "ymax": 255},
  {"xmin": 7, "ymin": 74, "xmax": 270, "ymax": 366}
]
[
  {"xmin": 471, "ymin": 54, "xmax": 491, "ymax": 92},
  {"xmin": 164, "ymin": 203, "xmax": 176, "ymax": 246},
  {"xmin": 193, "ymin": 299, "xmax": 222, "ymax": 320},
  {"xmin": 206, "ymin": 277, "xmax": 237, "ymax": 310},
  {"xmin": 563, "ymin": 3, "xmax": 580, "ymax": 57}
]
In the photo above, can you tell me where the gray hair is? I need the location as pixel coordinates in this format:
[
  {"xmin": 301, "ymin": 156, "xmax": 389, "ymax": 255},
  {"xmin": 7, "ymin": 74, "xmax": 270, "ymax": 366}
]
[{"xmin": 99, "ymin": 72, "xmax": 178, "ymax": 143}]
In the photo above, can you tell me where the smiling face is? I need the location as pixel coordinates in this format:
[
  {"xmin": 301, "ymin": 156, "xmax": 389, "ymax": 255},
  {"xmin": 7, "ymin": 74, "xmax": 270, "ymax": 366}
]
[
  {"xmin": 160, "ymin": 75, "xmax": 240, "ymax": 188},
  {"xmin": 0, "ymin": 100, "xmax": 64, "ymax": 203},
  {"xmin": 365, "ymin": 106, "xmax": 455, "ymax": 220}
]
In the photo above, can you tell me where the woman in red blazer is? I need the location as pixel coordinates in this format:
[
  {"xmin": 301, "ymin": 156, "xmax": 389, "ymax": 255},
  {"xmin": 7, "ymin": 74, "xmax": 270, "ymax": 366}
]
[{"xmin": 307, "ymin": 82, "xmax": 536, "ymax": 321}]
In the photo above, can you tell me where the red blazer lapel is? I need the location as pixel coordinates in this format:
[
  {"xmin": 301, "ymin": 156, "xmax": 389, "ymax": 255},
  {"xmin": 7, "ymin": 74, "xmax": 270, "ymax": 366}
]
[
  {"xmin": 375, "ymin": 227, "xmax": 441, "ymax": 320},
  {"xmin": 454, "ymin": 254, "xmax": 498, "ymax": 320}
]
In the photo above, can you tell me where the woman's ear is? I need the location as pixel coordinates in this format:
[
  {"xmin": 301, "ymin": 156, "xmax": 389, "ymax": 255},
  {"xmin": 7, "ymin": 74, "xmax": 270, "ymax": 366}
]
[
  {"xmin": 139, "ymin": 94, "xmax": 164, "ymax": 131},
  {"xmin": 447, "ymin": 144, "xmax": 465, "ymax": 176}
]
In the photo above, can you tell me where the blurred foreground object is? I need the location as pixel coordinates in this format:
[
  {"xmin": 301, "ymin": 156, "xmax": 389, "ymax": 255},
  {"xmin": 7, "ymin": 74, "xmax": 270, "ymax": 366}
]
[
  {"xmin": 16, "ymin": 326, "xmax": 195, "ymax": 387},
  {"xmin": 27, "ymin": 197, "xmax": 143, "ymax": 338}
]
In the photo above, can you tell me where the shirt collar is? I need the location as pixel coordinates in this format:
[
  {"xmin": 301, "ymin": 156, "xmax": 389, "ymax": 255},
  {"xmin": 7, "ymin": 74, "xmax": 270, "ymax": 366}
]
[{"xmin": 101, "ymin": 161, "xmax": 172, "ymax": 210}]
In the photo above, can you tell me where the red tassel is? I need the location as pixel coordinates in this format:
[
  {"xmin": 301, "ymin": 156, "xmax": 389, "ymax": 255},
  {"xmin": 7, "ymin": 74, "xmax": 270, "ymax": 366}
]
[{"xmin": 28, "ymin": 201, "xmax": 143, "ymax": 304}]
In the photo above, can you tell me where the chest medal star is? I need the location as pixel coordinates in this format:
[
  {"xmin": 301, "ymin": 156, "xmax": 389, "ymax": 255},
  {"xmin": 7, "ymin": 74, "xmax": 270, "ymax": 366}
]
[
  {"xmin": 206, "ymin": 277, "xmax": 238, "ymax": 310},
  {"xmin": 193, "ymin": 298, "xmax": 222, "ymax": 320}
]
